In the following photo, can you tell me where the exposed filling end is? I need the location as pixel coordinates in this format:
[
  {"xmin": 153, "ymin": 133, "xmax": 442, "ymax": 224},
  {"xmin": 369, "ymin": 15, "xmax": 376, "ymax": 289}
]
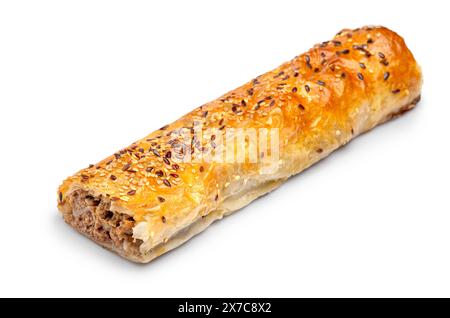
[{"xmin": 60, "ymin": 189, "xmax": 143, "ymax": 258}]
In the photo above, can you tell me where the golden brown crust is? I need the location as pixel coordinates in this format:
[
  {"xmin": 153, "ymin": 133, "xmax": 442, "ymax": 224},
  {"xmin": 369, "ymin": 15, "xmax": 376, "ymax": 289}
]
[{"xmin": 58, "ymin": 26, "xmax": 422, "ymax": 263}]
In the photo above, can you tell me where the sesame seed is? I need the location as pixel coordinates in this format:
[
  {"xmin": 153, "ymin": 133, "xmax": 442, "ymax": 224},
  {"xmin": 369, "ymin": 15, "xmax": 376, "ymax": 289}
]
[
  {"xmin": 337, "ymin": 49, "xmax": 350, "ymax": 55},
  {"xmin": 152, "ymin": 149, "xmax": 161, "ymax": 157},
  {"xmin": 317, "ymin": 148, "xmax": 324, "ymax": 153},
  {"xmin": 357, "ymin": 73, "xmax": 364, "ymax": 81},
  {"xmin": 380, "ymin": 59, "xmax": 389, "ymax": 66},
  {"xmin": 294, "ymin": 72, "xmax": 299, "ymax": 77},
  {"xmin": 305, "ymin": 85, "xmax": 310, "ymax": 93},
  {"xmin": 359, "ymin": 62, "xmax": 366, "ymax": 69},
  {"xmin": 158, "ymin": 196, "xmax": 166, "ymax": 203},
  {"xmin": 59, "ymin": 192, "xmax": 63, "ymax": 202},
  {"xmin": 247, "ymin": 88, "xmax": 254, "ymax": 96},
  {"xmin": 333, "ymin": 40, "xmax": 342, "ymax": 46},
  {"xmin": 110, "ymin": 175, "xmax": 117, "ymax": 181},
  {"xmin": 127, "ymin": 190, "xmax": 136, "ymax": 196},
  {"xmin": 163, "ymin": 179, "xmax": 171, "ymax": 187},
  {"xmin": 161, "ymin": 216, "xmax": 167, "ymax": 223},
  {"xmin": 172, "ymin": 164, "xmax": 180, "ymax": 170},
  {"xmin": 122, "ymin": 163, "xmax": 132, "ymax": 171},
  {"xmin": 392, "ymin": 89, "xmax": 401, "ymax": 94},
  {"xmin": 298, "ymin": 104, "xmax": 305, "ymax": 110},
  {"xmin": 269, "ymin": 100, "xmax": 275, "ymax": 107},
  {"xmin": 146, "ymin": 167, "xmax": 153, "ymax": 173},
  {"xmin": 199, "ymin": 166, "xmax": 204, "ymax": 173},
  {"xmin": 384, "ymin": 72, "xmax": 390, "ymax": 81},
  {"xmin": 202, "ymin": 111, "xmax": 208, "ymax": 118},
  {"xmin": 111, "ymin": 197, "xmax": 120, "ymax": 201},
  {"xmin": 317, "ymin": 80, "xmax": 325, "ymax": 86},
  {"xmin": 378, "ymin": 52, "xmax": 385, "ymax": 59},
  {"xmin": 241, "ymin": 100, "xmax": 247, "ymax": 106},
  {"xmin": 292, "ymin": 87, "xmax": 298, "ymax": 93},
  {"xmin": 156, "ymin": 170, "xmax": 164, "ymax": 177},
  {"xmin": 81, "ymin": 174, "xmax": 89, "ymax": 181},
  {"xmin": 215, "ymin": 194, "xmax": 219, "ymax": 201},
  {"xmin": 163, "ymin": 158, "xmax": 170, "ymax": 165},
  {"xmin": 170, "ymin": 173, "xmax": 179, "ymax": 178},
  {"xmin": 367, "ymin": 38, "xmax": 374, "ymax": 44}
]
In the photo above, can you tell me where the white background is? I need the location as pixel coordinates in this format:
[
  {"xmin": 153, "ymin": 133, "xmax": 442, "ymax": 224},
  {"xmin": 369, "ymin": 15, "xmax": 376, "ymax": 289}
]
[{"xmin": 0, "ymin": 0, "xmax": 448, "ymax": 297}]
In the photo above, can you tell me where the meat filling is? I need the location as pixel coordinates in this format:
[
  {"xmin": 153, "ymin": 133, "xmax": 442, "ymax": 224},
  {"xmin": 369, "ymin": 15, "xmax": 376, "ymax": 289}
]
[{"xmin": 61, "ymin": 190, "xmax": 142, "ymax": 257}]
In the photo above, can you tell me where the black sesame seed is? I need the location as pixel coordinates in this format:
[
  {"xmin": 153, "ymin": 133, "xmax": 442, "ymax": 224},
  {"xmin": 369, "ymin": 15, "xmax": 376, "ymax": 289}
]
[
  {"xmin": 215, "ymin": 194, "xmax": 219, "ymax": 201},
  {"xmin": 384, "ymin": 72, "xmax": 390, "ymax": 81},
  {"xmin": 199, "ymin": 166, "xmax": 204, "ymax": 173},
  {"xmin": 156, "ymin": 170, "xmax": 164, "ymax": 177},
  {"xmin": 241, "ymin": 100, "xmax": 247, "ymax": 106},
  {"xmin": 172, "ymin": 164, "xmax": 180, "ymax": 170},
  {"xmin": 163, "ymin": 158, "xmax": 170, "ymax": 165},
  {"xmin": 392, "ymin": 89, "xmax": 401, "ymax": 94},
  {"xmin": 158, "ymin": 196, "xmax": 166, "ymax": 203},
  {"xmin": 170, "ymin": 173, "xmax": 179, "ymax": 178},
  {"xmin": 305, "ymin": 55, "xmax": 311, "ymax": 63},
  {"xmin": 357, "ymin": 73, "xmax": 364, "ymax": 81},
  {"xmin": 152, "ymin": 149, "xmax": 161, "ymax": 157},
  {"xmin": 122, "ymin": 163, "xmax": 132, "ymax": 171},
  {"xmin": 333, "ymin": 40, "xmax": 342, "ymax": 46},
  {"xmin": 380, "ymin": 59, "xmax": 389, "ymax": 66},
  {"xmin": 81, "ymin": 174, "xmax": 89, "ymax": 181},
  {"xmin": 146, "ymin": 167, "xmax": 153, "ymax": 173},
  {"xmin": 294, "ymin": 72, "xmax": 299, "ymax": 77},
  {"xmin": 378, "ymin": 52, "xmax": 385, "ymax": 59},
  {"xmin": 359, "ymin": 62, "xmax": 366, "ymax": 69},
  {"xmin": 127, "ymin": 190, "xmax": 136, "ymax": 196},
  {"xmin": 298, "ymin": 104, "xmax": 305, "ymax": 110},
  {"xmin": 163, "ymin": 179, "xmax": 171, "ymax": 187},
  {"xmin": 161, "ymin": 216, "xmax": 167, "ymax": 223},
  {"xmin": 317, "ymin": 80, "xmax": 325, "ymax": 86},
  {"xmin": 110, "ymin": 175, "xmax": 117, "ymax": 181},
  {"xmin": 305, "ymin": 85, "xmax": 310, "ymax": 93},
  {"xmin": 59, "ymin": 192, "xmax": 63, "ymax": 202},
  {"xmin": 367, "ymin": 38, "xmax": 374, "ymax": 44},
  {"xmin": 292, "ymin": 87, "xmax": 298, "ymax": 93},
  {"xmin": 337, "ymin": 49, "xmax": 350, "ymax": 55}
]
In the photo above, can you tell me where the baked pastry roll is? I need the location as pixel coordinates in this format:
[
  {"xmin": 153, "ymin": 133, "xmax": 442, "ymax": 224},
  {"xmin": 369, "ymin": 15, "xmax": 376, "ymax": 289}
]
[{"xmin": 58, "ymin": 26, "xmax": 422, "ymax": 263}]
